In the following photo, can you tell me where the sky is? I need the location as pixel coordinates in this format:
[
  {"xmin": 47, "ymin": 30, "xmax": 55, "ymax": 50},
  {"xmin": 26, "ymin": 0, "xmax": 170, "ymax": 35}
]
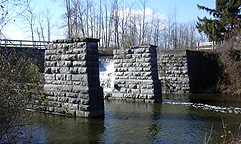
[
  {"xmin": 2, "ymin": 0, "xmax": 216, "ymax": 41},
  {"xmin": 151, "ymin": 0, "xmax": 215, "ymax": 22}
]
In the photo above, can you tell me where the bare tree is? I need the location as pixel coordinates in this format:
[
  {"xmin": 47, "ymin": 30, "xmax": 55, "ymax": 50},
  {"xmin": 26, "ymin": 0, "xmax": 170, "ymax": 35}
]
[
  {"xmin": 140, "ymin": 0, "xmax": 149, "ymax": 45},
  {"xmin": 0, "ymin": 0, "xmax": 30, "ymax": 39},
  {"xmin": 57, "ymin": 0, "xmax": 207, "ymax": 50},
  {"xmin": 21, "ymin": 4, "xmax": 36, "ymax": 41},
  {"xmin": 111, "ymin": 0, "xmax": 120, "ymax": 48},
  {"xmin": 65, "ymin": 0, "xmax": 72, "ymax": 38},
  {"xmin": 42, "ymin": 6, "xmax": 55, "ymax": 42}
]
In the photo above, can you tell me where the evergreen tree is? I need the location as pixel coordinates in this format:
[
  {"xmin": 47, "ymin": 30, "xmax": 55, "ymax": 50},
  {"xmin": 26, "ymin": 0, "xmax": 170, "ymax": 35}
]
[{"xmin": 197, "ymin": 0, "xmax": 241, "ymax": 42}]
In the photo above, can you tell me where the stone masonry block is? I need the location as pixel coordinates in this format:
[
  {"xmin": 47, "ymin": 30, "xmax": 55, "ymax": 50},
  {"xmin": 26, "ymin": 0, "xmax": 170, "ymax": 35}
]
[
  {"xmin": 80, "ymin": 99, "xmax": 89, "ymax": 105},
  {"xmin": 79, "ymin": 105, "xmax": 89, "ymax": 111},
  {"xmin": 72, "ymin": 74, "xmax": 88, "ymax": 81},
  {"xmin": 77, "ymin": 54, "xmax": 87, "ymax": 60},
  {"xmin": 69, "ymin": 104, "xmax": 79, "ymax": 110},
  {"xmin": 62, "ymin": 85, "xmax": 73, "ymax": 92},
  {"xmin": 59, "ymin": 67, "xmax": 70, "ymax": 74},
  {"xmin": 134, "ymin": 48, "xmax": 146, "ymax": 53},
  {"xmin": 112, "ymin": 93, "xmax": 124, "ymax": 98},
  {"xmin": 45, "ymin": 61, "xmax": 57, "ymax": 67},
  {"xmin": 61, "ymin": 54, "xmax": 77, "ymax": 61},
  {"xmin": 73, "ymin": 85, "xmax": 89, "ymax": 93},
  {"xmin": 45, "ymin": 74, "xmax": 56, "ymax": 80},
  {"xmin": 76, "ymin": 110, "xmax": 85, "ymax": 117},
  {"xmin": 73, "ymin": 61, "xmax": 86, "ymax": 67},
  {"xmin": 66, "ymin": 92, "xmax": 77, "ymax": 98},
  {"xmin": 44, "ymin": 84, "xmax": 61, "ymax": 92},
  {"xmin": 50, "ymin": 55, "xmax": 61, "ymax": 61},
  {"xmin": 56, "ymin": 74, "xmax": 65, "ymax": 80},
  {"xmin": 73, "ymin": 48, "xmax": 86, "ymax": 54}
]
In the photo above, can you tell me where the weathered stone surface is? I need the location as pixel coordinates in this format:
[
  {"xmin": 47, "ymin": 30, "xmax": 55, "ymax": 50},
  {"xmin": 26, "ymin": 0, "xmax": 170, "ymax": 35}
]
[
  {"xmin": 111, "ymin": 45, "xmax": 162, "ymax": 102},
  {"xmin": 44, "ymin": 38, "xmax": 104, "ymax": 118},
  {"xmin": 158, "ymin": 50, "xmax": 190, "ymax": 93}
]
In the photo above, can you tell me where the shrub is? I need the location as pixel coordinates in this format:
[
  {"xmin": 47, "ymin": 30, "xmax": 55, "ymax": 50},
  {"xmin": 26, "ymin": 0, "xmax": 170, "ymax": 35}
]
[
  {"xmin": 0, "ymin": 48, "xmax": 45, "ymax": 143},
  {"xmin": 216, "ymin": 27, "xmax": 241, "ymax": 96}
]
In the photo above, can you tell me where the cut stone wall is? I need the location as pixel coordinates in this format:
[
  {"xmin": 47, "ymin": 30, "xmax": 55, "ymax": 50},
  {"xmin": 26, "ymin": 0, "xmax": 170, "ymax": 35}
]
[
  {"xmin": 159, "ymin": 50, "xmax": 190, "ymax": 93},
  {"xmin": 44, "ymin": 38, "xmax": 104, "ymax": 117},
  {"xmin": 112, "ymin": 45, "xmax": 162, "ymax": 102},
  {"xmin": 158, "ymin": 49, "xmax": 221, "ymax": 94}
]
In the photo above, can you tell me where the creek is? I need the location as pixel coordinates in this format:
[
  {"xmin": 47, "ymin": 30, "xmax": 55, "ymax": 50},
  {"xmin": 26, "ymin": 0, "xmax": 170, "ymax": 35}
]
[{"xmin": 28, "ymin": 94, "xmax": 241, "ymax": 143}]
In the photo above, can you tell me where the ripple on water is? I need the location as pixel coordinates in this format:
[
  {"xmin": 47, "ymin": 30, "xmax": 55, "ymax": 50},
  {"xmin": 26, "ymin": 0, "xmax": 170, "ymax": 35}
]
[{"xmin": 163, "ymin": 99, "xmax": 241, "ymax": 114}]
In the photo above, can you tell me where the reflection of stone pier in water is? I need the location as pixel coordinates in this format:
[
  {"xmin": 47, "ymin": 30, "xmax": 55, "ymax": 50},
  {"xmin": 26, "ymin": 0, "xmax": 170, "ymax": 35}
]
[{"xmin": 111, "ymin": 45, "xmax": 162, "ymax": 102}]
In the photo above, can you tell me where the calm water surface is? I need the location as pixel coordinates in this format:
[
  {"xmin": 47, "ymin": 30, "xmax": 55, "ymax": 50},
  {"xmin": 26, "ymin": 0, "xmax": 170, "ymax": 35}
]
[{"xmin": 31, "ymin": 94, "xmax": 241, "ymax": 143}]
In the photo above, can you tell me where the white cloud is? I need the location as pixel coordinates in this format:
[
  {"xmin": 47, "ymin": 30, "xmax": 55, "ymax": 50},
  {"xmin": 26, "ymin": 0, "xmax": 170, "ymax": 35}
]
[
  {"xmin": 2, "ymin": 27, "xmax": 27, "ymax": 40},
  {"xmin": 117, "ymin": 7, "xmax": 165, "ymax": 22}
]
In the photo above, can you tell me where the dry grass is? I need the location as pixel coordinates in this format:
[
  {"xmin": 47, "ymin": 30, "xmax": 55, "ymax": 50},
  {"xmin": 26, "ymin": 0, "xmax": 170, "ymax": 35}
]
[
  {"xmin": 99, "ymin": 47, "xmax": 114, "ymax": 56},
  {"xmin": 216, "ymin": 27, "xmax": 241, "ymax": 96}
]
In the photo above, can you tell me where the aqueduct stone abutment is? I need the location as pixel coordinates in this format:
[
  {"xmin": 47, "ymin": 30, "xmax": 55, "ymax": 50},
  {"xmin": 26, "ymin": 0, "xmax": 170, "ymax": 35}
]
[
  {"xmin": 43, "ymin": 39, "xmax": 162, "ymax": 117},
  {"xmin": 111, "ymin": 45, "xmax": 162, "ymax": 102},
  {"xmin": 44, "ymin": 38, "xmax": 104, "ymax": 117},
  {"xmin": 0, "ymin": 38, "xmax": 221, "ymax": 117}
]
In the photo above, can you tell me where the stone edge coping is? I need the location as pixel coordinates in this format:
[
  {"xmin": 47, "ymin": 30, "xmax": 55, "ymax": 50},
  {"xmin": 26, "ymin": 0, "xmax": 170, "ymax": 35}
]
[
  {"xmin": 130, "ymin": 45, "xmax": 157, "ymax": 48},
  {"xmin": 53, "ymin": 38, "xmax": 100, "ymax": 43}
]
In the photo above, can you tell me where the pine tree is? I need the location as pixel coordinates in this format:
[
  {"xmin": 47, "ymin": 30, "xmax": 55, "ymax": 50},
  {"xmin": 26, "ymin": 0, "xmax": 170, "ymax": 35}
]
[{"xmin": 197, "ymin": 0, "xmax": 241, "ymax": 42}]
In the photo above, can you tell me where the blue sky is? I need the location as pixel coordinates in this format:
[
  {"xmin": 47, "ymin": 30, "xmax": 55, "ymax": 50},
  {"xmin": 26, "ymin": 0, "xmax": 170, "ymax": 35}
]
[
  {"xmin": 150, "ymin": 0, "xmax": 215, "ymax": 22},
  {"xmin": 34, "ymin": 0, "xmax": 216, "ymax": 22},
  {"xmin": 2, "ymin": 0, "xmax": 216, "ymax": 40}
]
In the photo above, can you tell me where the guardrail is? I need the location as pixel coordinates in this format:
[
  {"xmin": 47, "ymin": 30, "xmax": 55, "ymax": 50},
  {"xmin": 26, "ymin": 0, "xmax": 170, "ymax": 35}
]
[
  {"xmin": 197, "ymin": 41, "xmax": 215, "ymax": 50},
  {"xmin": 0, "ymin": 39, "xmax": 52, "ymax": 49}
]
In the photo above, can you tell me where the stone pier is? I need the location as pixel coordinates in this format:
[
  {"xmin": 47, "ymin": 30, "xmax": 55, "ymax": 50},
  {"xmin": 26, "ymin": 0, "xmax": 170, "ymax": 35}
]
[
  {"xmin": 112, "ymin": 45, "xmax": 162, "ymax": 102},
  {"xmin": 44, "ymin": 38, "xmax": 104, "ymax": 117},
  {"xmin": 159, "ymin": 50, "xmax": 190, "ymax": 93},
  {"xmin": 158, "ymin": 49, "xmax": 221, "ymax": 94}
]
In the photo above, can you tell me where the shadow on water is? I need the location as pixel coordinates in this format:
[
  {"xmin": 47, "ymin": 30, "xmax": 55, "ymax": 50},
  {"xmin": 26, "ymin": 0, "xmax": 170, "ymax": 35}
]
[{"xmin": 31, "ymin": 113, "xmax": 105, "ymax": 143}]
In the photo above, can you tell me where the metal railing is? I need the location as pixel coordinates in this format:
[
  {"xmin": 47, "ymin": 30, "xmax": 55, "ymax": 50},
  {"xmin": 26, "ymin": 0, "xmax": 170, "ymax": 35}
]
[
  {"xmin": 0, "ymin": 39, "xmax": 52, "ymax": 49},
  {"xmin": 197, "ymin": 41, "xmax": 215, "ymax": 50}
]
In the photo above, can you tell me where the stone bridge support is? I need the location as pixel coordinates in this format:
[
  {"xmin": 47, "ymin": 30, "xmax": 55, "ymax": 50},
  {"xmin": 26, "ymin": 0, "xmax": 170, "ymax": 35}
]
[
  {"xmin": 159, "ymin": 50, "xmax": 190, "ymax": 93},
  {"xmin": 44, "ymin": 38, "xmax": 104, "ymax": 117},
  {"xmin": 112, "ymin": 45, "xmax": 162, "ymax": 102},
  {"xmin": 159, "ymin": 49, "xmax": 221, "ymax": 94}
]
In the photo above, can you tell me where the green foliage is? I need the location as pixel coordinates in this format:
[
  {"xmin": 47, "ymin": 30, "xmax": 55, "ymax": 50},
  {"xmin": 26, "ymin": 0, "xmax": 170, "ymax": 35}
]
[
  {"xmin": 0, "ymin": 49, "xmax": 46, "ymax": 143},
  {"xmin": 197, "ymin": 0, "xmax": 241, "ymax": 42}
]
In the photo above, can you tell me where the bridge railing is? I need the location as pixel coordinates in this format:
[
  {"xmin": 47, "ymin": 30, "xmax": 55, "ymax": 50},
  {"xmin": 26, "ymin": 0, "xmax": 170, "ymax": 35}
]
[
  {"xmin": 197, "ymin": 41, "xmax": 215, "ymax": 50},
  {"xmin": 0, "ymin": 39, "xmax": 52, "ymax": 49}
]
